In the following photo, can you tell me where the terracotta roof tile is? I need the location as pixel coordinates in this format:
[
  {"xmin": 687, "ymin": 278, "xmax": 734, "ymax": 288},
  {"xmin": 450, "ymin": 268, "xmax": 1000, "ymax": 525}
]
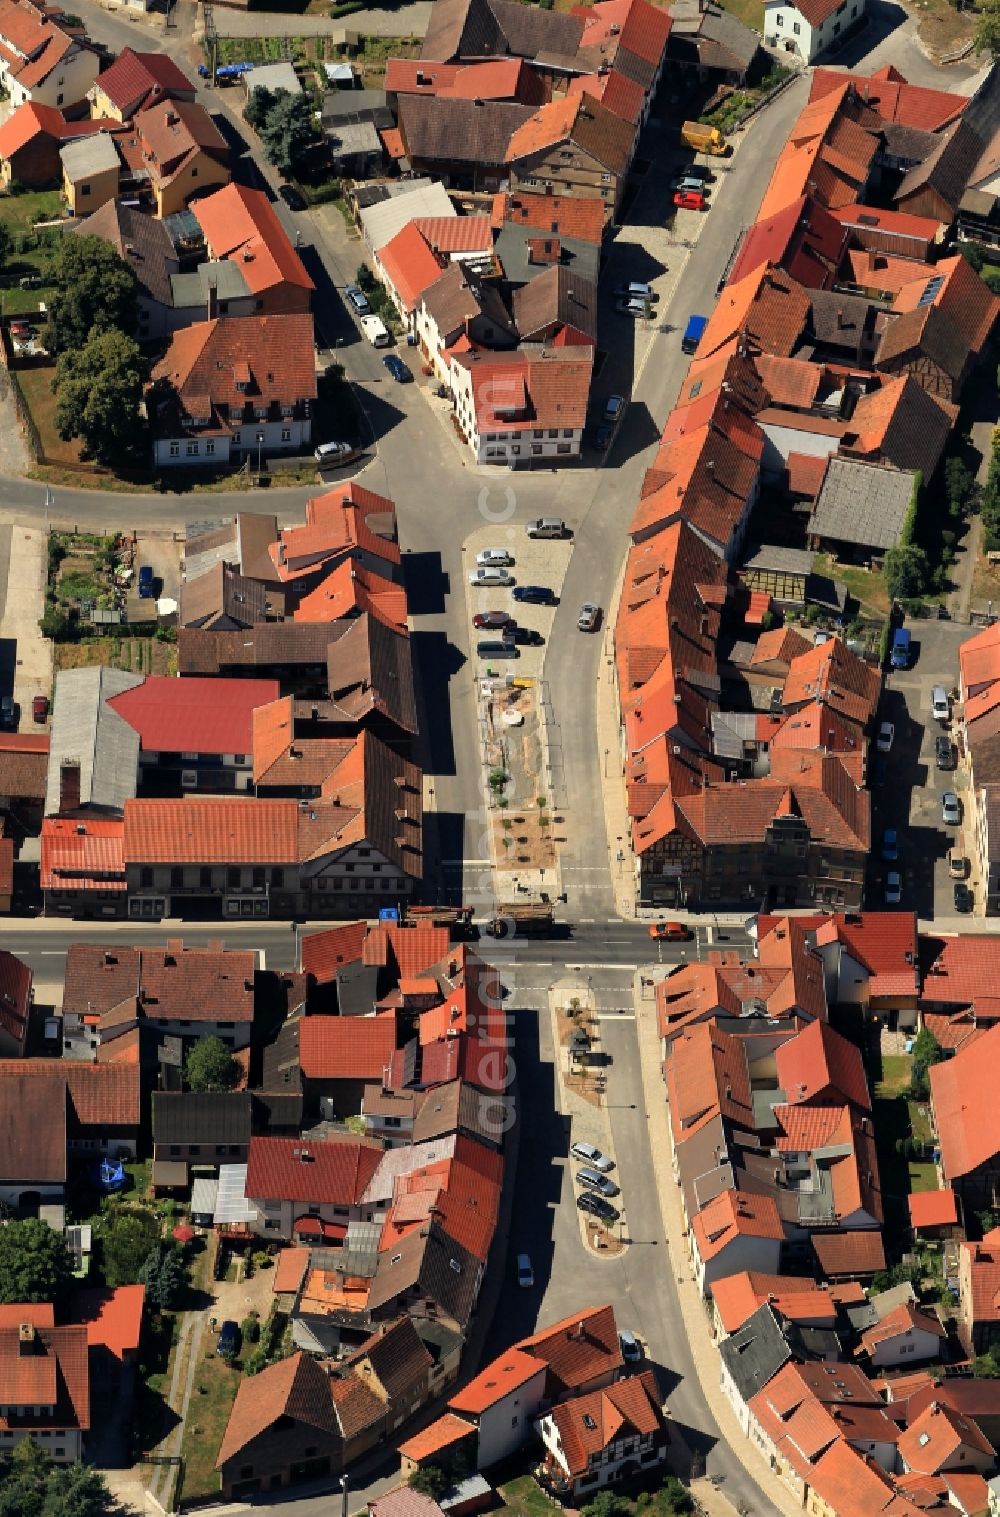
[
  {"xmin": 450, "ymin": 1348, "xmax": 544, "ymax": 1412},
  {"xmin": 0, "ymin": 1321, "xmax": 89, "ymax": 1435},
  {"xmin": 93, "ymin": 45, "xmax": 194, "ymax": 114},
  {"xmin": 298, "ymin": 1013, "xmax": 398, "ymax": 1081},
  {"xmin": 41, "ymin": 817, "xmax": 125, "ymax": 893},
  {"xmin": 930, "ymin": 1021, "xmax": 1000, "ymax": 1180},
  {"xmin": 691, "ymin": 1189, "xmax": 784, "ymax": 1261},
  {"xmin": 898, "ymin": 1401, "xmax": 995, "ymax": 1474},
  {"xmin": 378, "ymin": 222, "xmax": 445, "ymax": 314},
  {"xmin": 192, "ymin": 183, "xmax": 313, "ymax": 299},
  {"xmin": 108, "ymin": 675, "xmax": 278, "ymax": 756},
  {"xmin": 813, "ymin": 1229, "xmax": 885, "ymax": 1277},
  {"xmin": 517, "ymin": 1303, "xmax": 623, "ymax": 1393},
  {"xmin": 398, "ymin": 1411, "xmax": 475, "ymax": 1462},
  {"xmin": 217, "ymin": 1352, "xmax": 340, "ymax": 1468},
  {"xmin": 546, "ymin": 1369, "xmax": 665, "ymax": 1475},
  {"xmin": 774, "ymin": 1020, "xmax": 871, "ymax": 1111},
  {"xmin": 908, "ymin": 1189, "xmax": 959, "ymax": 1229}
]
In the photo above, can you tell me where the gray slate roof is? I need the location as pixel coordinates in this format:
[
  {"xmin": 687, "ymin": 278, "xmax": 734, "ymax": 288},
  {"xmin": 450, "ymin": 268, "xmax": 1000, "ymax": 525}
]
[
  {"xmin": 170, "ymin": 259, "xmax": 251, "ymax": 311},
  {"xmin": 152, "ymin": 1090, "xmax": 252, "ymax": 1147},
  {"xmin": 45, "ymin": 666, "xmax": 143, "ymax": 817},
  {"xmin": 808, "ymin": 456, "xmax": 915, "ymax": 552},
  {"xmin": 718, "ymin": 1303, "xmax": 794, "ymax": 1404}
]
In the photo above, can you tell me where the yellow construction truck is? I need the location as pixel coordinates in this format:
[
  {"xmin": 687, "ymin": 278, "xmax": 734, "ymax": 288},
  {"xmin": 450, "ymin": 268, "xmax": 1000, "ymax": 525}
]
[{"xmin": 680, "ymin": 120, "xmax": 730, "ymax": 156}]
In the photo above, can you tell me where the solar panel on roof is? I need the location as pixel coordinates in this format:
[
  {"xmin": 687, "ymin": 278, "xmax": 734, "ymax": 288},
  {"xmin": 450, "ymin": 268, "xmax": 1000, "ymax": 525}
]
[
  {"xmin": 917, "ymin": 276, "xmax": 944, "ymax": 306},
  {"xmin": 857, "ymin": 213, "xmax": 879, "ymax": 226}
]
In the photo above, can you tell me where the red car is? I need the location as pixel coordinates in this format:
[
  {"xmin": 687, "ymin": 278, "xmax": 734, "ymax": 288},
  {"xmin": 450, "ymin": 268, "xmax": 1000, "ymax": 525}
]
[
  {"xmin": 474, "ymin": 610, "xmax": 514, "ymax": 630},
  {"xmin": 31, "ymin": 694, "xmax": 48, "ymax": 723},
  {"xmin": 673, "ymin": 189, "xmax": 706, "ymax": 211},
  {"xmin": 649, "ymin": 921, "xmax": 693, "ymax": 941}
]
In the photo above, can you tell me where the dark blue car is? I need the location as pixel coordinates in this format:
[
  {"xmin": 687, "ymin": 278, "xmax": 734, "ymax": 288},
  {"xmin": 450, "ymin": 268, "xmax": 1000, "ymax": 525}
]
[
  {"xmin": 216, "ymin": 1321, "xmax": 240, "ymax": 1357},
  {"xmin": 382, "ymin": 354, "xmax": 412, "ymax": 383},
  {"xmin": 512, "ymin": 585, "xmax": 554, "ymax": 605}
]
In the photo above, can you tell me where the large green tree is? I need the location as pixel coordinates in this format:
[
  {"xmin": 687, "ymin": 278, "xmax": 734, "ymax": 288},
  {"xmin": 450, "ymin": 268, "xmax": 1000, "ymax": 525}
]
[
  {"xmin": 976, "ymin": 1, "xmax": 1000, "ymax": 56},
  {"xmin": 43, "ymin": 235, "xmax": 138, "ymax": 354},
  {"xmin": 138, "ymin": 1243, "xmax": 186, "ymax": 1311},
  {"xmin": 885, "ymin": 543, "xmax": 929, "ymax": 602},
  {"xmin": 0, "ymin": 1219, "xmax": 73, "ymax": 1308},
  {"xmin": 256, "ymin": 89, "xmax": 317, "ymax": 175},
  {"xmin": 53, "ymin": 327, "xmax": 147, "ymax": 466},
  {"xmin": 0, "ymin": 1440, "xmax": 122, "ymax": 1517},
  {"xmin": 185, "ymin": 1035, "xmax": 238, "ymax": 1092},
  {"xmin": 100, "ymin": 1209, "xmax": 160, "ymax": 1288}
]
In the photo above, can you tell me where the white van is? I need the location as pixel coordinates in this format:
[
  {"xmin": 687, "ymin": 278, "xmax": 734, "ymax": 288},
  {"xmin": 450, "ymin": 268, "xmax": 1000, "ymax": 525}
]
[{"xmin": 360, "ymin": 314, "xmax": 390, "ymax": 348}]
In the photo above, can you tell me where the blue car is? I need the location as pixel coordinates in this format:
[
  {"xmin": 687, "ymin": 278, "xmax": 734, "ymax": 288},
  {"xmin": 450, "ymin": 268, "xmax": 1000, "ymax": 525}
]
[
  {"xmin": 881, "ymin": 829, "xmax": 898, "ymax": 863},
  {"xmin": 382, "ymin": 354, "xmax": 412, "ymax": 383},
  {"xmin": 216, "ymin": 1320, "xmax": 240, "ymax": 1357},
  {"xmin": 512, "ymin": 585, "xmax": 554, "ymax": 605}
]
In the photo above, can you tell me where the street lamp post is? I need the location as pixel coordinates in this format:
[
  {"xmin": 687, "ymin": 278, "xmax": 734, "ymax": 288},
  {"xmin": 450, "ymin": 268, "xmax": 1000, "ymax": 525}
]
[{"xmin": 256, "ymin": 430, "xmax": 264, "ymax": 480}]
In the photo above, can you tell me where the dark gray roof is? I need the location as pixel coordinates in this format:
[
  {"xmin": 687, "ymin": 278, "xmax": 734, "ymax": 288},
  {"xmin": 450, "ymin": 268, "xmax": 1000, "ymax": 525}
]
[
  {"xmin": 808, "ymin": 290, "xmax": 874, "ymax": 355},
  {"xmin": 490, "ymin": 0, "xmax": 584, "ymax": 57},
  {"xmin": 880, "ymin": 123, "xmax": 940, "ymax": 166},
  {"xmin": 668, "ymin": 0, "xmax": 759, "ymax": 75},
  {"xmin": 896, "ymin": 116, "xmax": 989, "ymax": 216},
  {"xmin": 152, "ymin": 1090, "xmax": 252, "ymax": 1147},
  {"xmin": 808, "ymin": 457, "xmax": 915, "ymax": 552},
  {"xmin": 512, "ymin": 265, "xmax": 597, "ymax": 341},
  {"xmin": 367, "ymin": 1219, "xmax": 481, "ymax": 1326},
  {"xmin": 337, "ymin": 961, "xmax": 381, "ymax": 1017},
  {"xmin": 179, "ymin": 561, "xmax": 280, "ymax": 630},
  {"xmin": 422, "ymin": 0, "xmax": 507, "ymax": 62},
  {"xmin": 170, "ymin": 259, "xmax": 251, "ymax": 311},
  {"xmin": 45, "ymin": 666, "xmax": 143, "ymax": 817},
  {"xmin": 399, "ymin": 95, "xmax": 531, "ymax": 169},
  {"xmin": 493, "ymin": 222, "xmax": 600, "ymax": 289},
  {"xmin": 75, "ymin": 200, "xmax": 177, "ymax": 309},
  {"xmin": 262, "ymin": 1015, "xmax": 303, "ymax": 1095},
  {"xmin": 718, "ymin": 1304, "xmax": 794, "ymax": 1404}
]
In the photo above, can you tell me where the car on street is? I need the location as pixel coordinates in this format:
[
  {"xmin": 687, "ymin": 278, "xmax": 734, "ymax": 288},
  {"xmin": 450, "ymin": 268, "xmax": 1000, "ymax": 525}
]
[
  {"xmin": 345, "ymin": 284, "xmax": 371, "ymax": 314},
  {"xmin": 649, "ymin": 921, "xmax": 692, "ymax": 941},
  {"xmin": 577, "ymin": 1167, "xmax": 620, "ymax": 1197},
  {"xmin": 876, "ymin": 721, "xmax": 894, "ymax": 753},
  {"xmin": 614, "ymin": 282, "xmax": 657, "ymax": 300},
  {"xmin": 0, "ymin": 697, "xmax": 17, "ymax": 731},
  {"xmin": 672, "ymin": 175, "xmax": 709, "ymax": 196},
  {"xmin": 578, "ymin": 602, "xmax": 601, "ymax": 632},
  {"xmin": 513, "ymin": 585, "xmax": 554, "ymax": 604},
  {"xmin": 503, "ymin": 625, "xmax": 544, "ymax": 646},
  {"xmin": 216, "ymin": 1320, "xmax": 240, "ymax": 1357},
  {"xmin": 526, "ymin": 518, "xmax": 567, "ymax": 539},
  {"xmin": 31, "ymin": 694, "xmax": 48, "ymax": 723},
  {"xmin": 577, "ymin": 1193, "xmax": 620, "ymax": 1225},
  {"xmin": 279, "ymin": 183, "xmax": 308, "ymax": 212},
  {"xmin": 603, "ymin": 394, "xmax": 625, "ymax": 422},
  {"xmin": 474, "ymin": 610, "xmax": 514, "ymax": 630},
  {"xmin": 681, "ymin": 164, "xmax": 714, "ymax": 183},
  {"xmin": 932, "ymin": 686, "xmax": 951, "ymax": 723},
  {"xmin": 884, "ymin": 871, "xmax": 902, "ymax": 906},
  {"xmin": 942, "ymin": 792, "xmax": 962, "ymax": 826},
  {"xmin": 955, "ymin": 882, "xmax": 974, "ymax": 913},
  {"xmin": 593, "ymin": 422, "xmax": 614, "ymax": 451},
  {"xmin": 570, "ymin": 1140, "xmax": 614, "ymax": 1171},
  {"xmin": 619, "ymin": 1330, "xmax": 642, "ymax": 1363},
  {"xmin": 382, "ymin": 354, "xmax": 412, "ymax": 383},
  {"xmin": 617, "ymin": 299, "xmax": 650, "ymax": 317},
  {"xmin": 674, "ymin": 189, "xmax": 706, "ymax": 210},
  {"xmin": 516, "ymin": 1253, "xmax": 534, "ymax": 1288},
  {"xmin": 881, "ymin": 829, "xmax": 898, "ymax": 863},
  {"xmin": 948, "ymin": 850, "xmax": 968, "ymax": 879},
  {"xmin": 315, "ymin": 440, "xmax": 360, "ymax": 466},
  {"xmin": 469, "ymin": 567, "xmax": 514, "ymax": 587},
  {"xmin": 476, "ymin": 548, "xmax": 513, "ymax": 568},
  {"xmin": 936, "ymin": 735, "xmax": 955, "ymax": 771}
]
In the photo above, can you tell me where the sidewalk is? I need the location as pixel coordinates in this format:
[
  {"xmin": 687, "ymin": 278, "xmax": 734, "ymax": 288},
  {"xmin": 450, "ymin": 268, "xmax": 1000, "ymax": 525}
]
[{"xmin": 631, "ymin": 967, "xmax": 808, "ymax": 1517}]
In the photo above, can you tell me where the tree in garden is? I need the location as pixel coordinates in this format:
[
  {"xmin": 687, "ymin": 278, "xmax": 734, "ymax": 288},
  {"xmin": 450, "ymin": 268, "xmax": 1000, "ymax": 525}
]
[
  {"xmin": 581, "ymin": 1494, "xmax": 631, "ymax": 1517},
  {"xmin": 945, "ymin": 456, "xmax": 975, "ymax": 515},
  {"xmin": 0, "ymin": 1218, "xmax": 73, "ymax": 1307},
  {"xmin": 100, "ymin": 1209, "xmax": 160, "ymax": 1287},
  {"xmin": 408, "ymin": 1467, "xmax": 448, "ymax": 1499},
  {"xmin": 139, "ymin": 1243, "xmax": 186, "ymax": 1311},
  {"xmin": 42, "ymin": 235, "xmax": 138, "ymax": 354},
  {"xmin": 0, "ymin": 1440, "xmax": 121, "ymax": 1517},
  {"xmin": 244, "ymin": 84, "xmax": 275, "ymax": 132},
  {"xmin": 975, "ymin": 1, "xmax": 1000, "ymax": 56},
  {"xmin": 909, "ymin": 1026, "xmax": 944, "ymax": 1101},
  {"xmin": 185, "ymin": 1034, "xmax": 238, "ymax": 1092},
  {"xmin": 53, "ymin": 327, "xmax": 147, "ymax": 466},
  {"xmin": 256, "ymin": 90, "xmax": 317, "ymax": 175},
  {"xmin": 884, "ymin": 543, "xmax": 929, "ymax": 602}
]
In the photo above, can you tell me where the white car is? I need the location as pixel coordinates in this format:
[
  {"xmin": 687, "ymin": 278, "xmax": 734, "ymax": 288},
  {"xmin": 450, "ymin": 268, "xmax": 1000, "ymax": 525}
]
[
  {"xmin": 932, "ymin": 686, "xmax": 951, "ymax": 723},
  {"xmin": 942, "ymin": 791, "xmax": 962, "ymax": 826},
  {"xmin": 570, "ymin": 1140, "xmax": 614, "ymax": 1172},
  {"xmin": 469, "ymin": 567, "xmax": 514, "ymax": 587},
  {"xmin": 876, "ymin": 721, "xmax": 894, "ymax": 753},
  {"xmin": 885, "ymin": 871, "xmax": 902, "ymax": 905},
  {"xmin": 476, "ymin": 548, "xmax": 513, "ymax": 568},
  {"xmin": 516, "ymin": 1253, "xmax": 534, "ymax": 1288}
]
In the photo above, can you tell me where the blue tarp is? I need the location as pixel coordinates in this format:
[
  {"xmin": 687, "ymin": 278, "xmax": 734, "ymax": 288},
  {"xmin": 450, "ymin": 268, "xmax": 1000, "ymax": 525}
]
[{"xmin": 96, "ymin": 1158, "xmax": 126, "ymax": 1192}]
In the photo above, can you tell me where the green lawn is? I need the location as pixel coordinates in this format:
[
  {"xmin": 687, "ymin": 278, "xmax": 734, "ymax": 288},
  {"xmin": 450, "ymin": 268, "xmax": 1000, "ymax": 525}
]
[
  {"xmin": 908, "ymin": 1099, "xmax": 933, "ymax": 1148},
  {"xmin": 877, "ymin": 1055, "xmax": 912, "ymax": 1099},
  {"xmin": 909, "ymin": 1162, "xmax": 938, "ymax": 1193},
  {"xmin": 177, "ymin": 1347, "xmax": 241, "ymax": 1504},
  {"xmin": 813, "ymin": 553, "xmax": 890, "ymax": 616},
  {"xmin": 0, "ymin": 188, "xmax": 65, "ymax": 314},
  {"xmin": 497, "ymin": 1476, "xmax": 558, "ymax": 1517}
]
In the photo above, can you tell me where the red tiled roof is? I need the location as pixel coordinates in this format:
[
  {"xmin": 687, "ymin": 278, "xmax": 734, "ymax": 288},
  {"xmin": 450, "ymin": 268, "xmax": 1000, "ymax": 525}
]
[
  {"xmin": 454, "ymin": 346, "xmax": 593, "ymax": 433},
  {"xmin": 545, "ymin": 1369, "xmax": 664, "ymax": 1475},
  {"xmin": 384, "ymin": 58, "xmax": 462, "ymax": 94},
  {"xmin": 398, "ymin": 1411, "xmax": 475, "ymax": 1462},
  {"xmin": 774, "ymin": 1019, "xmax": 871, "ymax": 1111},
  {"xmin": 729, "ymin": 195, "xmax": 845, "ymax": 290},
  {"xmin": 0, "ymin": 950, "xmax": 31, "ymax": 1052},
  {"xmin": 192, "ymin": 182, "xmax": 314, "ymax": 298},
  {"xmin": 691, "ymin": 1189, "xmax": 783, "ymax": 1261},
  {"xmin": 300, "ymin": 922, "xmax": 369, "ymax": 985},
  {"xmin": 93, "ymin": 45, "xmax": 194, "ymax": 114},
  {"xmin": 813, "ymin": 1229, "xmax": 885, "ymax": 1276},
  {"xmin": 567, "ymin": 68, "xmax": 645, "ymax": 124},
  {"xmin": 0, "ymin": 1058, "xmax": 139, "ymax": 1127},
  {"xmin": 908, "ymin": 1189, "xmax": 959, "ymax": 1229},
  {"xmin": 931, "ymin": 1021, "xmax": 1000, "ymax": 1180},
  {"xmin": 108, "ymin": 676, "xmax": 278, "ymax": 755},
  {"xmin": 246, "ymin": 1134, "xmax": 383, "ymax": 1205},
  {"xmin": 898, "ymin": 1400, "xmax": 995, "ymax": 1475},
  {"xmin": 859, "ymin": 1300, "xmax": 944, "ymax": 1355},
  {"xmin": 378, "ymin": 222, "xmax": 444, "ymax": 314},
  {"xmin": 298, "ymin": 1013, "xmax": 398, "ymax": 1081},
  {"xmin": 495, "ymin": 190, "xmax": 605, "ymax": 245},
  {"xmin": 809, "ymin": 67, "xmax": 965, "ymax": 132},
  {"xmin": 0, "ymin": 1321, "xmax": 89, "ymax": 1435},
  {"xmin": 449, "ymin": 1348, "xmax": 544, "ymax": 1413},
  {"xmin": 517, "ymin": 1303, "xmax": 623, "ymax": 1393},
  {"xmin": 217, "ymin": 1352, "xmax": 341, "ymax": 1468},
  {"xmin": 69, "ymin": 1285, "xmax": 144, "ymax": 1360},
  {"xmin": 149, "ymin": 313, "xmax": 316, "ymax": 426},
  {"xmin": 711, "ymin": 1272, "xmax": 842, "ymax": 1334},
  {"xmin": 272, "ymin": 1246, "xmax": 310, "ymax": 1294},
  {"xmin": 41, "ymin": 817, "xmax": 125, "ymax": 892},
  {"xmin": 413, "ymin": 214, "xmax": 493, "ymax": 253},
  {"xmin": 124, "ymin": 798, "xmax": 298, "ymax": 864}
]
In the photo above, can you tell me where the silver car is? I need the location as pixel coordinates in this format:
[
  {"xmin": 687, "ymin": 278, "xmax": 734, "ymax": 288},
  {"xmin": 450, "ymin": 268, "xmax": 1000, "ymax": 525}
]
[
  {"xmin": 570, "ymin": 1140, "xmax": 614, "ymax": 1172},
  {"xmin": 578, "ymin": 1166, "xmax": 620, "ymax": 1197},
  {"xmin": 469, "ymin": 567, "xmax": 514, "ymax": 587},
  {"xmin": 578, "ymin": 602, "xmax": 601, "ymax": 632},
  {"xmin": 942, "ymin": 791, "xmax": 962, "ymax": 826}
]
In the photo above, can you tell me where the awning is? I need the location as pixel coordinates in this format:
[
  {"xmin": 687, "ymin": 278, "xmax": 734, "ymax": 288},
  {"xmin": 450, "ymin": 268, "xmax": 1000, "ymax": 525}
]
[
  {"xmin": 294, "ymin": 1217, "xmax": 347, "ymax": 1243},
  {"xmin": 152, "ymin": 1160, "xmax": 189, "ymax": 1189}
]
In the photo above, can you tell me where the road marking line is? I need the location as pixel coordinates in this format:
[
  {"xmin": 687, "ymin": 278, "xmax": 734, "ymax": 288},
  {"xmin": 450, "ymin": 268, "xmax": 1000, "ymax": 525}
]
[
  {"xmin": 596, "ymin": 1013, "xmax": 636, "ymax": 1021},
  {"xmin": 569, "ymin": 962, "xmax": 639, "ymax": 971}
]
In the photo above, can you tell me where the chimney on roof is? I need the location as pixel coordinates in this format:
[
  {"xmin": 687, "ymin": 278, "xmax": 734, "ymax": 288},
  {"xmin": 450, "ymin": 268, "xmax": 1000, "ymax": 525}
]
[
  {"xmin": 18, "ymin": 1323, "xmax": 36, "ymax": 1354},
  {"xmin": 570, "ymin": 1319, "xmax": 587, "ymax": 1341},
  {"xmin": 207, "ymin": 273, "xmax": 218, "ymax": 322},
  {"xmin": 57, "ymin": 759, "xmax": 82, "ymax": 817},
  {"xmin": 837, "ymin": 309, "xmax": 847, "ymax": 329}
]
